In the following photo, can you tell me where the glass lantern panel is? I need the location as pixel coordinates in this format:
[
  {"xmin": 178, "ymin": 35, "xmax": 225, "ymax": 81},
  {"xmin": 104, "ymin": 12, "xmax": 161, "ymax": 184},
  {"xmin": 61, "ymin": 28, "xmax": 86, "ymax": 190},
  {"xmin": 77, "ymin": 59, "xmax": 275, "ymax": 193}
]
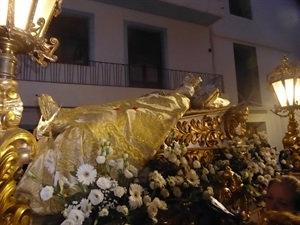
[
  {"xmin": 272, "ymin": 80, "xmax": 288, "ymax": 107},
  {"xmin": 0, "ymin": 0, "xmax": 9, "ymax": 26},
  {"xmin": 294, "ymin": 78, "xmax": 300, "ymax": 105},
  {"xmin": 14, "ymin": 0, "xmax": 35, "ymax": 30},
  {"xmin": 284, "ymin": 78, "xmax": 295, "ymax": 106},
  {"xmin": 33, "ymin": 0, "xmax": 57, "ymax": 37}
]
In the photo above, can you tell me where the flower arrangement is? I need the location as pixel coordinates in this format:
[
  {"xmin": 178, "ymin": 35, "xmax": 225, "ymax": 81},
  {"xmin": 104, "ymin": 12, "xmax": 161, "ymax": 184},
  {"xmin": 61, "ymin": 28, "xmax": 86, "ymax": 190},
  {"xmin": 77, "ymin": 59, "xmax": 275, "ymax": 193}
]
[{"xmin": 31, "ymin": 131, "xmax": 279, "ymax": 225}]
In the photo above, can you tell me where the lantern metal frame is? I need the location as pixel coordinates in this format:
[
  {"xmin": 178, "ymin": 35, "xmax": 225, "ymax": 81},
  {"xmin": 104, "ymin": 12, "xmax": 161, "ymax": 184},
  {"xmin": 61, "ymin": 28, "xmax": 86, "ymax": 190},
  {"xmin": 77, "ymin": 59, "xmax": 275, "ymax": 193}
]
[{"xmin": 267, "ymin": 55, "xmax": 300, "ymax": 171}]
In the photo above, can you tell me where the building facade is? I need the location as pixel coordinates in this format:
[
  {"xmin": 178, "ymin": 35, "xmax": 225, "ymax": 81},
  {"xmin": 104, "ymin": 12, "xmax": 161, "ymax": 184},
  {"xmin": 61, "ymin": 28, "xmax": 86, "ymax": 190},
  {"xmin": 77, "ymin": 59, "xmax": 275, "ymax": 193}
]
[{"xmin": 19, "ymin": 0, "xmax": 300, "ymax": 150}]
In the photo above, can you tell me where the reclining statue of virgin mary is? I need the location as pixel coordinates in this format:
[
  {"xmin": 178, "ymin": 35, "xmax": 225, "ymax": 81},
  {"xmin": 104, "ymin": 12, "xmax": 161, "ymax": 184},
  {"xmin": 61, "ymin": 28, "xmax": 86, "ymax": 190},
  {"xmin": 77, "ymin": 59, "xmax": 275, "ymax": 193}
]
[{"xmin": 15, "ymin": 74, "xmax": 228, "ymax": 216}]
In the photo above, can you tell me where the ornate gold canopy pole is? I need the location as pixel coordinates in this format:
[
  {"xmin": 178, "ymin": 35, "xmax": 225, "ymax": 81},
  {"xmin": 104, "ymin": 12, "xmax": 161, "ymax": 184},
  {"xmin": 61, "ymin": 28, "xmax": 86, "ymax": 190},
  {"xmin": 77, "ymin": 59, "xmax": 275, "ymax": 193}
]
[
  {"xmin": 267, "ymin": 56, "xmax": 300, "ymax": 171},
  {"xmin": 0, "ymin": 1, "xmax": 62, "ymax": 224}
]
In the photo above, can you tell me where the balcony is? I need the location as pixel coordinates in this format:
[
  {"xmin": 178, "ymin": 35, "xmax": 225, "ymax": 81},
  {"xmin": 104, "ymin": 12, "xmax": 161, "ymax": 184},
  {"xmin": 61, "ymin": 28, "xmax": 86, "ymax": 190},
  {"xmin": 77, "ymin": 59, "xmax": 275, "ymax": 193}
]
[
  {"xmin": 17, "ymin": 54, "xmax": 224, "ymax": 92},
  {"xmin": 94, "ymin": 0, "xmax": 224, "ymax": 26}
]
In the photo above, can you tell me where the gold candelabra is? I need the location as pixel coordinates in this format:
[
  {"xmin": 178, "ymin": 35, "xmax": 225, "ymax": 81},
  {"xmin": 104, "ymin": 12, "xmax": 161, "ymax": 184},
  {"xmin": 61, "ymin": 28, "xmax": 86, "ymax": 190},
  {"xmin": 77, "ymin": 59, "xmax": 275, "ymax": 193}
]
[{"xmin": 0, "ymin": 1, "xmax": 62, "ymax": 224}]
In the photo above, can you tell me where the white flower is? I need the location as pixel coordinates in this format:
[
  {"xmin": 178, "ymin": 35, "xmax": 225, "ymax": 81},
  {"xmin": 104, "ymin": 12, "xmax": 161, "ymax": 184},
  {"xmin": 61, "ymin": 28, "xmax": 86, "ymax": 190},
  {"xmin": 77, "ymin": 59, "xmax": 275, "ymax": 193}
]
[
  {"xmin": 124, "ymin": 169, "xmax": 134, "ymax": 178},
  {"xmin": 96, "ymin": 177, "xmax": 112, "ymax": 189},
  {"xmin": 149, "ymin": 170, "xmax": 166, "ymax": 189},
  {"xmin": 114, "ymin": 186, "xmax": 125, "ymax": 198},
  {"xmin": 96, "ymin": 155, "xmax": 106, "ymax": 164},
  {"xmin": 88, "ymin": 189, "xmax": 104, "ymax": 205},
  {"xmin": 147, "ymin": 204, "xmax": 158, "ymax": 222},
  {"xmin": 152, "ymin": 197, "xmax": 167, "ymax": 210},
  {"xmin": 129, "ymin": 183, "xmax": 143, "ymax": 209},
  {"xmin": 143, "ymin": 195, "xmax": 152, "ymax": 205},
  {"xmin": 40, "ymin": 186, "xmax": 54, "ymax": 201},
  {"xmin": 76, "ymin": 164, "xmax": 97, "ymax": 185},
  {"xmin": 63, "ymin": 205, "xmax": 74, "ymax": 218},
  {"xmin": 192, "ymin": 160, "xmax": 201, "ymax": 169},
  {"xmin": 67, "ymin": 209, "xmax": 85, "ymax": 225},
  {"xmin": 80, "ymin": 198, "xmax": 92, "ymax": 218},
  {"xmin": 99, "ymin": 208, "xmax": 109, "ymax": 217},
  {"xmin": 108, "ymin": 159, "xmax": 116, "ymax": 167},
  {"xmin": 128, "ymin": 165, "xmax": 138, "ymax": 176},
  {"xmin": 116, "ymin": 158, "xmax": 124, "ymax": 170},
  {"xmin": 116, "ymin": 205, "xmax": 129, "ymax": 215},
  {"xmin": 61, "ymin": 219, "xmax": 75, "ymax": 225},
  {"xmin": 167, "ymin": 176, "xmax": 176, "ymax": 187},
  {"xmin": 186, "ymin": 169, "xmax": 200, "ymax": 187}
]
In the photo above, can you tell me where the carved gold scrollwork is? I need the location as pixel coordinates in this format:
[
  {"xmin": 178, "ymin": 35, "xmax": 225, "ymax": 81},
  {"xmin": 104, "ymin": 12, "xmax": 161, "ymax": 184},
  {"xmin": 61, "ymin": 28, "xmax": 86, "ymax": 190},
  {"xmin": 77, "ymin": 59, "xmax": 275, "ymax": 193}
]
[
  {"xmin": 166, "ymin": 114, "xmax": 227, "ymax": 147},
  {"xmin": 224, "ymin": 106, "xmax": 249, "ymax": 139},
  {"xmin": 0, "ymin": 128, "xmax": 38, "ymax": 225}
]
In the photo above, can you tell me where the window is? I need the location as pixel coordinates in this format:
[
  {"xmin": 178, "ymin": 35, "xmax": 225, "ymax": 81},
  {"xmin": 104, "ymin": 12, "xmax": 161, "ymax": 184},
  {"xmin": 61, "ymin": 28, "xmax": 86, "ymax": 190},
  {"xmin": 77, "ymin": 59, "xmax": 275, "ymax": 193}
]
[
  {"xmin": 233, "ymin": 43, "xmax": 261, "ymax": 105},
  {"xmin": 229, "ymin": 0, "xmax": 252, "ymax": 19},
  {"xmin": 127, "ymin": 27, "xmax": 164, "ymax": 89},
  {"xmin": 46, "ymin": 13, "xmax": 89, "ymax": 65}
]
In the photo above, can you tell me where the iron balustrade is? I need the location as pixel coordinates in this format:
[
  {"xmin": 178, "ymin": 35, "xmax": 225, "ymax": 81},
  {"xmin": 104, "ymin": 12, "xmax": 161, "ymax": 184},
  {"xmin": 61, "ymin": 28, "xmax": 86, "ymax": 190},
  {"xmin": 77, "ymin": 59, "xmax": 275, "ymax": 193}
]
[{"xmin": 16, "ymin": 54, "xmax": 224, "ymax": 91}]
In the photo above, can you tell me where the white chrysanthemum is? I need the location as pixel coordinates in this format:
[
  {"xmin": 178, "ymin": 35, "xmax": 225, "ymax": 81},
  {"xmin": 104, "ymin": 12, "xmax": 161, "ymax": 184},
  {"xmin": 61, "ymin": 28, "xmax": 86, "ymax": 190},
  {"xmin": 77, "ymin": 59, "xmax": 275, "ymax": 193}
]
[
  {"xmin": 96, "ymin": 177, "xmax": 112, "ymax": 189},
  {"xmin": 80, "ymin": 198, "xmax": 92, "ymax": 218},
  {"xmin": 67, "ymin": 209, "xmax": 85, "ymax": 225},
  {"xmin": 44, "ymin": 149, "xmax": 55, "ymax": 175},
  {"xmin": 96, "ymin": 155, "xmax": 106, "ymax": 164},
  {"xmin": 116, "ymin": 205, "xmax": 129, "ymax": 215},
  {"xmin": 149, "ymin": 171, "xmax": 166, "ymax": 189},
  {"xmin": 88, "ymin": 189, "xmax": 104, "ymax": 205},
  {"xmin": 186, "ymin": 169, "xmax": 200, "ymax": 187},
  {"xmin": 40, "ymin": 186, "xmax": 54, "ymax": 201},
  {"xmin": 99, "ymin": 208, "xmax": 109, "ymax": 217},
  {"xmin": 114, "ymin": 186, "xmax": 125, "ymax": 198},
  {"xmin": 76, "ymin": 164, "xmax": 97, "ymax": 185},
  {"xmin": 128, "ymin": 184, "xmax": 143, "ymax": 209},
  {"xmin": 61, "ymin": 219, "xmax": 75, "ymax": 225}
]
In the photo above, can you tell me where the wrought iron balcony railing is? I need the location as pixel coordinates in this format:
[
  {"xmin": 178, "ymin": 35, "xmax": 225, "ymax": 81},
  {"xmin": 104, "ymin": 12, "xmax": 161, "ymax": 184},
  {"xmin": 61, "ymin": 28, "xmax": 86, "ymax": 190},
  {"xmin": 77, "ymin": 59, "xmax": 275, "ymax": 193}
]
[{"xmin": 17, "ymin": 54, "xmax": 224, "ymax": 91}]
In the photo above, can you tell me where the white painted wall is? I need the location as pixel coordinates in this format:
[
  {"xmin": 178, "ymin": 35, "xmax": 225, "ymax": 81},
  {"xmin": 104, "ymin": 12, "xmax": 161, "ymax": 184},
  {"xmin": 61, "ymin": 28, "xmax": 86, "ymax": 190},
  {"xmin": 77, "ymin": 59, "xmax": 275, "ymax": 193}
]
[{"xmin": 62, "ymin": 0, "xmax": 213, "ymax": 72}]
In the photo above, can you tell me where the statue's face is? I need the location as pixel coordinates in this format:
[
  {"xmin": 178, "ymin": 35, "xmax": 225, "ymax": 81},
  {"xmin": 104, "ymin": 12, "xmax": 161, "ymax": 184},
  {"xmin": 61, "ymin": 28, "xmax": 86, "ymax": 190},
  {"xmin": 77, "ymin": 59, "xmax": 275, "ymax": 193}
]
[{"xmin": 0, "ymin": 79, "xmax": 23, "ymax": 130}]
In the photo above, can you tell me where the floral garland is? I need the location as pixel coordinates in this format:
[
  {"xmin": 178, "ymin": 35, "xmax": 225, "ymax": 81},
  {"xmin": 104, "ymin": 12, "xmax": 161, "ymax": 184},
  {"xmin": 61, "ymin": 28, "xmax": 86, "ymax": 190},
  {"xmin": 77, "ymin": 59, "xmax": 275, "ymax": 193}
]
[{"xmin": 30, "ymin": 131, "xmax": 279, "ymax": 225}]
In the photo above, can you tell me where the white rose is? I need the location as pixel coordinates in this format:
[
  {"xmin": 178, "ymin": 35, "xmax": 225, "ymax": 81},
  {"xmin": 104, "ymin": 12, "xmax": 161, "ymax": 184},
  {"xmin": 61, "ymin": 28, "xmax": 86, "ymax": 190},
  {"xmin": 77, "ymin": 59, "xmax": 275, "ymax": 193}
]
[
  {"xmin": 114, "ymin": 186, "xmax": 125, "ymax": 198},
  {"xmin": 96, "ymin": 156, "xmax": 106, "ymax": 164},
  {"xmin": 96, "ymin": 177, "xmax": 112, "ymax": 189},
  {"xmin": 40, "ymin": 186, "xmax": 54, "ymax": 201}
]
